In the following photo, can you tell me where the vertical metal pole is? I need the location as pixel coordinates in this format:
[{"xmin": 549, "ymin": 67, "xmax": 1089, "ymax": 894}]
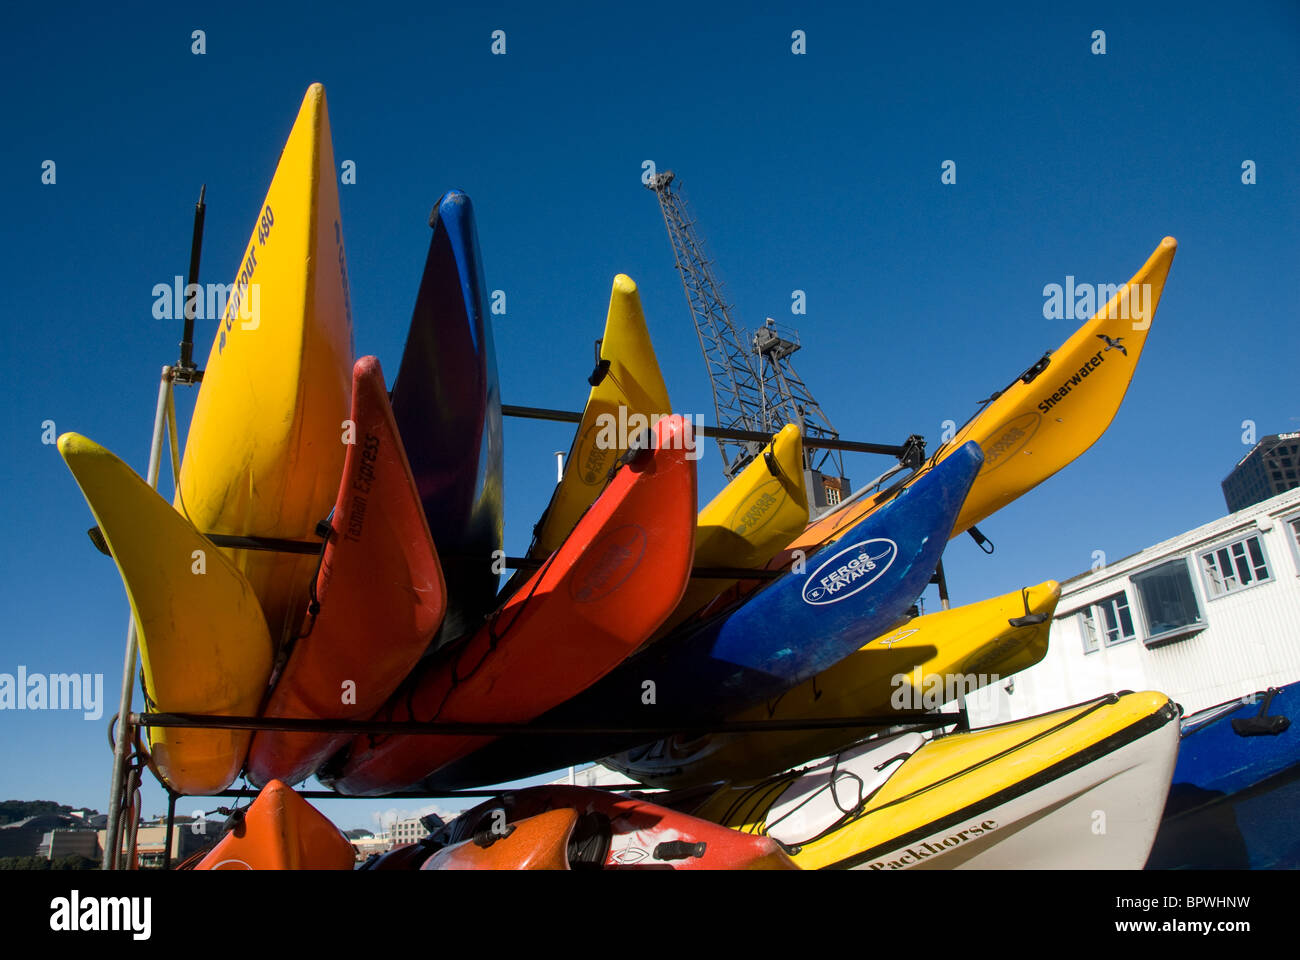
[
  {"xmin": 163, "ymin": 792, "xmax": 177, "ymax": 870},
  {"xmin": 933, "ymin": 559, "xmax": 969, "ymax": 727},
  {"xmin": 179, "ymin": 186, "xmax": 206, "ymax": 373},
  {"xmin": 123, "ymin": 767, "xmax": 140, "ymax": 869},
  {"xmin": 102, "ymin": 366, "xmax": 174, "ymax": 869}
]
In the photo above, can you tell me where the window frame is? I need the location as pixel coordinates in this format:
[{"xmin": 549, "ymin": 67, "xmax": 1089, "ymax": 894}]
[
  {"xmin": 1198, "ymin": 531, "xmax": 1275, "ymax": 601},
  {"xmin": 1094, "ymin": 590, "xmax": 1138, "ymax": 646},
  {"xmin": 1129, "ymin": 555, "xmax": 1206, "ymax": 646},
  {"xmin": 1283, "ymin": 512, "xmax": 1300, "ymax": 578},
  {"xmin": 1063, "ymin": 607, "xmax": 1101, "ymax": 655}
]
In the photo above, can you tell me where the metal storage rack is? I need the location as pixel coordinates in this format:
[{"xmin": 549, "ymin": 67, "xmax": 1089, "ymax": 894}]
[{"xmin": 98, "ymin": 190, "xmax": 961, "ymax": 870}]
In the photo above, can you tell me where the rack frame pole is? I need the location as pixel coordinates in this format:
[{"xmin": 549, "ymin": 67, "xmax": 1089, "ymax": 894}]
[{"xmin": 102, "ymin": 365, "xmax": 175, "ymax": 869}]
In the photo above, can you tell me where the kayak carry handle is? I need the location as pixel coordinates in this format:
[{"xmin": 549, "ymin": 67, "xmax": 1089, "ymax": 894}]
[
  {"xmin": 967, "ymin": 525, "xmax": 995, "ymax": 554},
  {"xmin": 654, "ymin": 840, "xmax": 707, "ymax": 861},
  {"xmin": 588, "ymin": 357, "xmax": 611, "ymax": 387},
  {"xmin": 1008, "ymin": 613, "xmax": 1048, "ymax": 627},
  {"xmin": 1231, "ymin": 687, "xmax": 1291, "ymax": 737},
  {"xmin": 472, "ymin": 822, "xmax": 516, "ymax": 848}
]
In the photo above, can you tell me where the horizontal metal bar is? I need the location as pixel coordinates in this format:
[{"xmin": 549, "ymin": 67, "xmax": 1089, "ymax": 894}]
[
  {"xmin": 203, "ymin": 533, "xmax": 323, "ymax": 554},
  {"xmin": 502, "ymin": 403, "xmax": 582, "ymax": 424},
  {"xmin": 493, "ymin": 554, "xmax": 781, "ymax": 581},
  {"xmin": 90, "ymin": 526, "xmax": 323, "ymax": 557},
  {"xmin": 132, "ymin": 711, "xmax": 959, "ymax": 737},
  {"xmin": 198, "ymin": 785, "xmax": 650, "ymax": 801},
  {"xmin": 503, "ymin": 403, "xmax": 914, "ymax": 457}
]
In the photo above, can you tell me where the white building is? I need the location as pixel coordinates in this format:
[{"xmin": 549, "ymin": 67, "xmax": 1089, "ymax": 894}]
[
  {"xmin": 549, "ymin": 764, "xmax": 633, "ymax": 788},
  {"xmin": 971, "ymin": 487, "xmax": 1300, "ymax": 724},
  {"xmin": 389, "ymin": 816, "xmax": 431, "ymax": 845}
]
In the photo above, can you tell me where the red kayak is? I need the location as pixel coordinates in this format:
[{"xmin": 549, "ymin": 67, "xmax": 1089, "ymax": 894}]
[
  {"xmin": 246, "ymin": 356, "xmax": 447, "ymax": 787},
  {"xmin": 187, "ymin": 780, "xmax": 356, "ymax": 870},
  {"xmin": 423, "ymin": 809, "xmax": 580, "ymax": 870},
  {"xmin": 429, "ymin": 785, "xmax": 798, "ymax": 870},
  {"xmin": 324, "ymin": 414, "xmax": 698, "ymax": 796}
]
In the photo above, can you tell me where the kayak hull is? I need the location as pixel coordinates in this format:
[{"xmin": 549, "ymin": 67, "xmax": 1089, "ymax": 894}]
[
  {"xmin": 789, "ymin": 237, "xmax": 1177, "ymax": 554},
  {"xmin": 418, "ymin": 441, "xmax": 983, "ymax": 790},
  {"xmin": 655, "ymin": 422, "xmax": 808, "ymax": 639},
  {"xmin": 606, "ymin": 580, "xmax": 1060, "ymax": 788},
  {"xmin": 689, "ymin": 691, "xmax": 1180, "ymax": 870},
  {"xmin": 391, "ymin": 191, "xmax": 503, "ymax": 646},
  {"xmin": 177, "ymin": 83, "xmax": 354, "ymax": 650},
  {"xmin": 324, "ymin": 415, "xmax": 698, "ymax": 795},
  {"xmin": 423, "ymin": 810, "xmax": 578, "ymax": 870},
  {"xmin": 191, "ymin": 780, "xmax": 355, "ymax": 870},
  {"xmin": 530, "ymin": 273, "xmax": 671, "ymax": 557},
  {"xmin": 246, "ymin": 356, "xmax": 447, "ymax": 787},
  {"xmin": 438, "ymin": 785, "xmax": 797, "ymax": 870},
  {"xmin": 59, "ymin": 433, "xmax": 272, "ymax": 795}
]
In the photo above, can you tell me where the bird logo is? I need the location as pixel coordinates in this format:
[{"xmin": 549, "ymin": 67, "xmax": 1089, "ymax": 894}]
[
  {"xmin": 1096, "ymin": 334, "xmax": 1127, "ymax": 356},
  {"xmin": 878, "ymin": 628, "xmax": 919, "ymax": 648}
]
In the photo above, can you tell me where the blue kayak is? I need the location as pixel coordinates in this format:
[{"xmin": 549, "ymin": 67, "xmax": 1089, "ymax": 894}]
[
  {"xmin": 419, "ymin": 440, "xmax": 983, "ymax": 790},
  {"xmin": 1146, "ymin": 682, "xmax": 1299, "ymax": 869},
  {"xmin": 390, "ymin": 191, "xmax": 504, "ymax": 647},
  {"xmin": 1176, "ymin": 684, "xmax": 1297, "ymax": 794}
]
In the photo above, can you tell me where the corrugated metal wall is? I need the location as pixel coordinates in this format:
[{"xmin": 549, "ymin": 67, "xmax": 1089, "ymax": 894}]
[{"xmin": 972, "ymin": 488, "xmax": 1300, "ymax": 723}]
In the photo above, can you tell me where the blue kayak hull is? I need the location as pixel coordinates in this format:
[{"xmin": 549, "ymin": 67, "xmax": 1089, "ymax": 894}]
[
  {"xmin": 419, "ymin": 441, "xmax": 983, "ymax": 790},
  {"xmin": 390, "ymin": 191, "xmax": 504, "ymax": 646},
  {"xmin": 1146, "ymin": 682, "xmax": 1299, "ymax": 869}
]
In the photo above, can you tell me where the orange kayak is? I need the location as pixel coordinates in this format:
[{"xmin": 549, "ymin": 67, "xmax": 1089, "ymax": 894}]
[
  {"xmin": 436, "ymin": 786, "xmax": 798, "ymax": 870},
  {"xmin": 324, "ymin": 414, "xmax": 698, "ymax": 796},
  {"xmin": 245, "ymin": 357, "xmax": 447, "ymax": 787},
  {"xmin": 190, "ymin": 780, "xmax": 355, "ymax": 870},
  {"xmin": 423, "ymin": 809, "xmax": 579, "ymax": 870}
]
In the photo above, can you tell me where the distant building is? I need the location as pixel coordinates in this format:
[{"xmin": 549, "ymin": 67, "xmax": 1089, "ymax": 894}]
[
  {"xmin": 548, "ymin": 764, "xmax": 636, "ymax": 788},
  {"xmin": 389, "ymin": 816, "xmax": 431, "ymax": 846},
  {"xmin": 96, "ymin": 820, "xmax": 217, "ymax": 868},
  {"xmin": 351, "ymin": 834, "xmax": 390, "ymax": 861},
  {"xmin": 969, "ymin": 485, "xmax": 1300, "ymax": 725},
  {"xmin": 1223, "ymin": 432, "xmax": 1300, "ymax": 512},
  {"xmin": 0, "ymin": 815, "xmax": 86, "ymax": 858},
  {"xmin": 41, "ymin": 828, "xmax": 100, "ymax": 861}
]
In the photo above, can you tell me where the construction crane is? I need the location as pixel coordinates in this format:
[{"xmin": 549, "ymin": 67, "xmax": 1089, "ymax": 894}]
[{"xmin": 647, "ymin": 169, "xmax": 851, "ymax": 513}]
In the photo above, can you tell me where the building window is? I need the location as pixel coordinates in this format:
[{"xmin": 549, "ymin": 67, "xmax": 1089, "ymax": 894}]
[
  {"xmin": 1289, "ymin": 516, "xmax": 1300, "ymax": 557},
  {"xmin": 1095, "ymin": 591, "xmax": 1137, "ymax": 645},
  {"xmin": 824, "ymin": 480, "xmax": 842, "ymax": 507},
  {"xmin": 1072, "ymin": 609, "xmax": 1100, "ymax": 654},
  {"xmin": 1132, "ymin": 558, "xmax": 1204, "ymax": 643},
  {"xmin": 1200, "ymin": 534, "xmax": 1272, "ymax": 598}
]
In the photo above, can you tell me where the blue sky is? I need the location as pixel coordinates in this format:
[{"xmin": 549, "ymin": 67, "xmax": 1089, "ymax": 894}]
[{"xmin": 2, "ymin": 2, "xmax": 1297, "ymax": 832}]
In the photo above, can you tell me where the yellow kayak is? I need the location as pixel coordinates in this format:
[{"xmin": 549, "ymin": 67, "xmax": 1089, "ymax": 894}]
[
  {"xmin": 605, "ymin": 581, "xmax": 1059, "ymax": 787},
  {"xmin": 176, "ymin": 83, "xmax": 354, "ymax": 649},
  {"xmin": 688, "ymin": 691, "xmax": 1179, "ymax": 869},
  {"xmin": 789, "ymin": 237, "xmax": 1177, "ymax": 555},
  {"xmin": 654, "ymin": 423, "xmax": 808, "ymax": 639},
  {"xmin": 530, "ymin": 274, "xmax": 670, "ymax": 556},
  {"xmin": 59, "ymin": 434, "xmax": 272, "ymax": 795}
]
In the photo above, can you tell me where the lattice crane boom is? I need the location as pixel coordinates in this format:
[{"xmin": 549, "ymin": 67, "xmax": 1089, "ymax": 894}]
[{"xmin": 646, "ymin": 170, "xmax": 849, "ymax": 502}]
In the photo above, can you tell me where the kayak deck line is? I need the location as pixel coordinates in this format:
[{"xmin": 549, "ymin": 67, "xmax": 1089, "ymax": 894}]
[
  {"xmin": 503, "ymin": 403, "xmax": 925, "ymax": 460},
  {"xmin": 131, "ymin": 710, "xmax": 961, "ymax": 737}
]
